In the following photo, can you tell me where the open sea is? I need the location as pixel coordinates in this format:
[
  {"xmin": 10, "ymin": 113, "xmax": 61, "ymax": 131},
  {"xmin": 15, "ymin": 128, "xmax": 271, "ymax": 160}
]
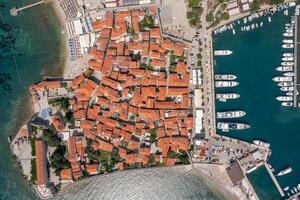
[
  {"xmin": 0, "ymin": 0, "xmax": 65, "ymax": 199},
  {"xmin": 213, "ymin": 6, "xmax": 300, "ymax": 199}
]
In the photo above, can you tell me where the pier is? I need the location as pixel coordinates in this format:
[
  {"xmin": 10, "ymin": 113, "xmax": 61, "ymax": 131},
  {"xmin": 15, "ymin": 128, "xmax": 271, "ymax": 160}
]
[
  {"xmin": 293, "ymin": 15, "xmax": 298, "ymax": 107},
  {"xmin": 264, "ymin": 162, "xmax": 285, "ymax": 197},
  {"xmin": 10, "ymin": 0, "xmax": 49, "ymax": 16}
]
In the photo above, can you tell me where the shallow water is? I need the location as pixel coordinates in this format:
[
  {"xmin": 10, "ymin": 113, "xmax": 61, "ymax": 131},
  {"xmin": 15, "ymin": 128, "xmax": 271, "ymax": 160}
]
[{"xmin": 0, "ymin": 0, "xmax": 65, "ymax": 198}]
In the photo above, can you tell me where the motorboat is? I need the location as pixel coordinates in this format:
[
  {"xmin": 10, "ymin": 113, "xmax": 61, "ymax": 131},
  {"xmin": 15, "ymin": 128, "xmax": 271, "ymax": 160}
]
[
  {"xmin": 216, "ymin": 93, "xmax": 240, "ymax": 102},
  {"xmin": 282, "ymin": 57, "xmax": 294, "ymax": 61},
  {"xmin": 280, "ymin": 86, "xmax": 294, "ymax": 92},
  {"xmin": 281, "ymin": 62, "xmax": 294, "ymax": 66},
  {"xmin": 282, "ymin": 39, "xmax": 294, "ymax": 44},
  {"xmin": 283, "ymin": 72, "xmax": 294, "ymax": 76},
  {"xmin": 281, "ymin": 102, "xmax": 293, "ymax": 106},
  {"xmin": 278, "ymin": 82, "xmax": 293, "ymax": 87},
  {"xmin": 217, "ymin": 110, "xmax": 246, "ymax": 119},
  {"xmin": 214, "ymin": 74, "xmax": 237, "ymax": 80},
  {"xmin": 283, "ymin": 32, "xmax": 293, "ymax": 37},
  {"xmin": 215, "ymin": 81, "xmax": 239, "ymax": 88},
  {"xmin": 217, "ymin": 122, "xmax": 250, "ymax": 131},
  {"xmin": 276, "ymin": 96, "xmax": 293, "ymax": 101},
  {"xmin": 253, "ymin": 140, "xmax": 270, "ymax": 148},
  {"xmin": 283, "ymin": 53, "xmax": 293, "ymax": 57},
  {"xmin": 277, "ymin": 167, "xmax": 292, "ymax": 176},
  {"xmin": 272, "ymin": 76, "xmax": 293, "ymax": 82},
  {"xmin": 282, "ymin": 44, "xmax": 294, "ymax": 48},
  {"xmin": 275, "ymin": 66, "xmax": 293, "ymax": 71},
  {"xmin": 214, "ymin": 50, "xmax": 233, "ymax": 56}
]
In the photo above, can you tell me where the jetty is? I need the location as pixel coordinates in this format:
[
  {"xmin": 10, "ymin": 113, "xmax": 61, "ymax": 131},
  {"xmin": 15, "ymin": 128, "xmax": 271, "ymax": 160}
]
[
  {"xmin": 293, "ymin": 15, "xmax": 298, "ymax": 107},
  {"xmin": 10, "ymin": 0, "xmax": 50, "ymax": 16},
  {"xmin": 264, "ymin": 162, "xmax": 285, "ymax": 197}
]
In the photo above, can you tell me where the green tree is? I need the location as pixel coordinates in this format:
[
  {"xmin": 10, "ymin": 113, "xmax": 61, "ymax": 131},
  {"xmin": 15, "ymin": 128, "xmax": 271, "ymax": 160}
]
[
  {"xmin": 251, "ymin": 0, "xmax": 260, "ymax": 11},
  {"xmin": 221, "ymin": 12, "xmax": 229, "ymax": 20},
  {"xmin": 48, "ymin": 97, "xmax": 69, "ymax": 111},
  {"xmin": 206, "ymin": 13, "xmax": 214, "ymax": 22},
  {"xmin": 42, "ymin": 129, "xmax": 61, "ymax": 147},
  {"xmin": 149, "ymin": 129, "xmax": 157, "ymax": 143},
  {"xmin": 188, "ymin": 0, "xmax": 200, "ymax": 8},
  {"xmin": 270, "ymin": 0, "xmax": 284, "ymax": 5},
  {"xmin": 50, "ymin": 144, "xmax": 71, "ymax": 175},
  {"xmin": 140, "ymin": 15, "xmax": 155, "ymax": 30}
]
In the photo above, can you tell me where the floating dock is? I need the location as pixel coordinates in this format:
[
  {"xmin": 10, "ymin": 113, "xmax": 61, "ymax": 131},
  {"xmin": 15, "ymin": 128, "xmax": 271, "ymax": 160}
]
[{"xmin": 294, "ymin": 15, "xmax": 298, "ymax": 107}]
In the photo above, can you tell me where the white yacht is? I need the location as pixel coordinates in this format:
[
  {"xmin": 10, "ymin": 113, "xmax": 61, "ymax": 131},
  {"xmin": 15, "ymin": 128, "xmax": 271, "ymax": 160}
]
[
  {"xmin": 286, "ymin": 91, "xmax": 293, "ymax": 96},
  {"xmin": 283, "ymin": 32, "xmax": 293, "ymax": 37},
  {"xmin": 276, "ymin": 96, "xmax": 293, "ymax": 101},
  {"xmin": 281, "ymin": 62, "xmax": 294, "ymax": 66},
  {"xmin": 277, "ymin": 167, "xmax": 292, "ymax": 176},
  {"xmin": 283, "ymin": 53, "xmax": 293, "ymax": 57},
  {"xmin": 282, "ymin": 102, "xmax": 293, "ymax": 106},
  {"xmin": 217, "ymin": 110, "xmax": 246, "ymax": 119},
  {"xmin": 217, "ymin": 122, "xmax": 250, "ymax": 131},
  {"xmin": 282, "ymin": 44, "xmax": 294, "ymax": 48},
  {"xmin": 283, "ymin": 72, "xmax": 294, "ymax": 76},
  {"xmin": 272, "ymin": 76, "xmax": 293, "ymax": 82},
  {"xmin": 215, "ymin": 81, "xmax": 239, "ymax": 88},
  {"xmin": 278, "ymin": 81, "xmax": 293, "ymax": 87},
  {"xmin": 282, "ymin": 39, "xmax": 294, "ymax": 44},
  {"xmin": 253, "ymin": 140, "xmax": 270, "ymax": 148},
  {"xmin": 214, "ymin": 50, "xmax": 233, "ymax": 56},
  {"xmin": 275, "ymin": 66, "xmax": 293, "ymax": 71},
  {"xmin": 214, "ymin": 74, "xmax": 237, "ymax": 80},
  {"xmin": 282, "ymin": 57, "xmax": 294, "ymax": 61},
  {"xmin": 280, "ymin": 86, "xmax": 294, "ymax": 91},
  {"xmin": 216, "ymin": 93, "xmax": 240, "ymax": 102}
]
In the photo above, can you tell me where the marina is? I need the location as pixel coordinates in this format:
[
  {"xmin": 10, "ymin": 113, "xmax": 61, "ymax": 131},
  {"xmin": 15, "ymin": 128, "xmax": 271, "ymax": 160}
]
[{"xmin": 213, "ymin": 4, "xmax": 300, "ymax": 199}]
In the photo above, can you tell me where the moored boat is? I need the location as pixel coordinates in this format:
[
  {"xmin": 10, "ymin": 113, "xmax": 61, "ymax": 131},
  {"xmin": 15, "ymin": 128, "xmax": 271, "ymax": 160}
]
[
  {"xmin": 283, "ymin": 186, "xmax": 290, "ymax": 191},
  {"xmin": 216, "ymin": 110, "xmax": 246, "ymax": 119},
  {"xmin": 253, "ymin": 140, "xmax": 270, "ymax": 148},
  {"xmin": 278, "ymin": 81, "xmax": 293, "ymax": 87},
  {"xmin": 282, "ymin": 44, "xmax": 294, "ymax": 48},
  {"xmin": 281, "ymin": 61, "xmax": 294, "ymax": 66},
  {"xmin": 281, "ymin": 102, "xmax": 293, "ymax": 106},
  {"xmin": 214, "ymin": 74, "xmax": 237, "ymax": 80},
  {"xmin": 276, "ymin": 96, "xmax": 293, "ymax": 101},
  {"xmin": 217, "ymin": 122, "xmax": 250, "ymax": 131},
  {"xmin": 282, "ymin": 57, "xmax": 294, "ymax": 61},
  {"xmin": 277, "ymin": 167, "xmax": 292, "ymax": 176},
  {"xmin": 215, "ymin": 81, "xmax": 239, "ymax": 88},
  {"xmin": 214, "ymin": 50, "xmax": 233, "ymax": 56},
  {"xmin": 280, "ymin": 86, "xmax": 294, "ymax": 92},
  {"xmin": 272, "ymin": 76, "xmax": 293, "ymax": 82},
  {"xmin": 283, "ymin": 72, "xmax": 294, "ymax": 76},
  {"xmin": 276, "ymin": 66, "xmax": 293, "ymax": 71},
  {"xmin": 283, "ymin": 53, "xmax": 293, "ymax": 57},
  {"xmin": 283, "ymin": 32, "xmax": 293, "ymax": 37},
  {"xmin": 216, "ymin": 93, "xmax": 240, "ymax": 102},
  {"xmin": 282, "ymin": 39, "xmax": 294, "ymax": 44}
]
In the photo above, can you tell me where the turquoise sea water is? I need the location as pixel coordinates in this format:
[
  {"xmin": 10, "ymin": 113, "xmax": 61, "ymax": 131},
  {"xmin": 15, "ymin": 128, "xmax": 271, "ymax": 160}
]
[
  {"xmin": 213, "ymin": 7, "xmax": 299, "ymax": 199},
  {"xmin": 247, "ymin": 166, "xmax": 281, "ymax": 200},
  {"xmin": 0, "ymin": 0, "xmax": 65, "ymax": 199}
]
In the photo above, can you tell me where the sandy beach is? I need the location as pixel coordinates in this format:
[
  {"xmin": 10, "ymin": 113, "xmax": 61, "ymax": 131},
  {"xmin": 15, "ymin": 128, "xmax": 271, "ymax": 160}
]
[{"xmin": 50, "ymin": 0, "xmax": 71, "ymax": 78}]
